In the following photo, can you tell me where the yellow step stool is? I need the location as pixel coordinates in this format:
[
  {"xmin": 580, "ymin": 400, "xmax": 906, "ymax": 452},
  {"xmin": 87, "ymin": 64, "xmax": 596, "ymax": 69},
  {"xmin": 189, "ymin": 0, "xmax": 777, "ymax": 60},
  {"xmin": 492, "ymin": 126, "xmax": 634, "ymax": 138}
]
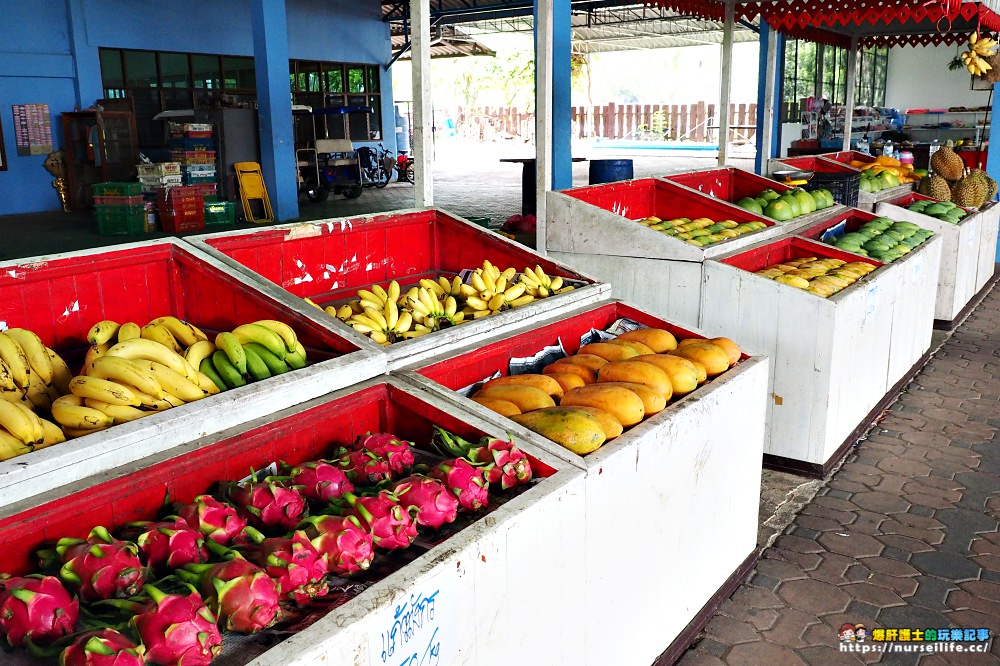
[{"xmin": 234, "ymin": 162, "xmax": 274, "ymax": 224}]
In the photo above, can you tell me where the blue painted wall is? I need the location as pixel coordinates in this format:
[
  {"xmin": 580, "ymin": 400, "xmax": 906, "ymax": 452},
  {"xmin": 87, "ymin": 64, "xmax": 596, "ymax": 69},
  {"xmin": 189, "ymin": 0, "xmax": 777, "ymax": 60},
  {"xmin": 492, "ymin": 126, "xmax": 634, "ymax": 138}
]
[{"xmin": 0, "ymin": 0, "xmax": 393, "ymax": 216}]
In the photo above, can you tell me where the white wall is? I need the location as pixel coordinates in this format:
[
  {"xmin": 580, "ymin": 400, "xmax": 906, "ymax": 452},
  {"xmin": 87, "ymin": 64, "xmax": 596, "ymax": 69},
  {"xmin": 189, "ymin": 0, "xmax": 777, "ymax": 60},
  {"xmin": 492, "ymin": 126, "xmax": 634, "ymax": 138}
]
[{"xmin": 885, "ymin": 44, "xmax": 991, "ymax": 110}]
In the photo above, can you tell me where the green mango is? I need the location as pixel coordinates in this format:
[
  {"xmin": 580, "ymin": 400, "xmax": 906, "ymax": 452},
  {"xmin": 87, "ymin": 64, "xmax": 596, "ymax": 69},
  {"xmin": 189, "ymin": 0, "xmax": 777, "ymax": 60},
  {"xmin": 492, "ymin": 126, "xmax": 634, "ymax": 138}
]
[
  {"xmin": 735, "ymin": 197, "xmax": 764, "ymax": 215},
  {"xmin": 777, "ymin": 194, "xmax": 801, "ymax": 217},
  {"xmin": 764, "ymin": 200, "xmax": 795, "ymax": 222},
  {"xmin": 759, "ymin": 189, "xmax": 781, "ymax": 201}
]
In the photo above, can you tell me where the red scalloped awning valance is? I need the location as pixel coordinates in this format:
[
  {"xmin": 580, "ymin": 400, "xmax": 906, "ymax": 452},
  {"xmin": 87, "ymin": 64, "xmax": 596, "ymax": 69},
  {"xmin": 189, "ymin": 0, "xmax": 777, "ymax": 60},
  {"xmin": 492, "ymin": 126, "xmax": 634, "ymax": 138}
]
[{"xmin": 646, "ymin": 0, "xmax": 1000, "ymax": 47}]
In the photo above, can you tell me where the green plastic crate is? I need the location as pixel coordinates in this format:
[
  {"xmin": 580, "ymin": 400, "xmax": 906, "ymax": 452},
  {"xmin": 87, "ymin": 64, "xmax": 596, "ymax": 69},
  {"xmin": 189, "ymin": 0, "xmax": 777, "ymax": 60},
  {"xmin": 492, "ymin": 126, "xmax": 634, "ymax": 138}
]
[
  {"xmin": 467, "ymin": 216, "xmax": 491, "ymax": 228},
  {"xmin": 92, "ymin": 182, "xmax": 142, "ymax": 197},
  {"xmin": 95, "ymin": 205, "xmax": 147, "ymax": 236},
  {"xmin": 204, "ymin": 201, "xmax": 236, "ymax": 227}
]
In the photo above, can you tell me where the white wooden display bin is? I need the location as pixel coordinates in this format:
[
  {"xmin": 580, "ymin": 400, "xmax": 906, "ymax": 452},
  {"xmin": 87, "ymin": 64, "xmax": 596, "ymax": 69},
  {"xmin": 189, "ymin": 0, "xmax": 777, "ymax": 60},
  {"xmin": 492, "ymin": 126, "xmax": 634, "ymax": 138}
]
[
  {"xmin": 0, "ymin": 239, "xmax": 384, "ymax": 511},
  {"xmin": 665, "ymin": 165, "xmax": 846, "ymax": 228},
  {"xmin": 398, "ymin": 299, "xmax": 768, "ymax": 666},
  {"xmin": 816, "ymin": 150, "xmax": 916, "ymax": 212},
  {"xmin": 187, "ymin": 208, "xmax": 609, "ymax": 370},
  {"xmin": 701, "ymin": 236, "xmax": 903, "ymax": 476},
  {"xmin": 545, "ymin": 177, "xmax": 818, "ymax": 330},
  {"xmin": 796, "ymin": 207, "xmax": 944, "ymax": 389},
  {"xmin": 974, "ymin": 201, "xmax": 999, "ymax": 294},
  {"xmin": 0, "ymin": 376, "xmax": 585, "ymax": 666},
  {"xmin": 874, "ymin": 192, "xmax": 983, "ymax": 327}
]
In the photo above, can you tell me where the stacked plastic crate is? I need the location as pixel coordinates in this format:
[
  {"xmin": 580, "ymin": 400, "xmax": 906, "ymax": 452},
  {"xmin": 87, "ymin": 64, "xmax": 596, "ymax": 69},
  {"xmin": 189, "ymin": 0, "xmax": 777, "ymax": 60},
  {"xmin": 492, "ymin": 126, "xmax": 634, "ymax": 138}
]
[
  {"xmin": 156, "ymin": 185, "xmax": 205, "ymax": 233},
  {"xmin": 91, "ymin": 182, "xmax": 146, "ymax": 235},
  {"xmin": 136, "ymin": 162, "xmax": 182, "ymax": 230},
  {"xmin": 169, "ymin": 122, "xmax": 218, "ymax": 202}
]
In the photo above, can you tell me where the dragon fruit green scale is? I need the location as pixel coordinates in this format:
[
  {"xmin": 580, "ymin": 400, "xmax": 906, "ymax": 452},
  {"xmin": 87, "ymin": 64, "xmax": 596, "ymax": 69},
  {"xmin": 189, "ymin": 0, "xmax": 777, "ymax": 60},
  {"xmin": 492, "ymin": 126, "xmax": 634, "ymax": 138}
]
[
  {"xmin": 392, "ymin": 475, "xmax": 459, "ymax": 529},
  {"xmin": 52, "ymin": 527, "xmax": 145, "ymax": 602},
  {"xmin": 58, "ymin": 628, "xmax": 144, "ymax": 666},
  {"xmin": 0, "ymin": 574, "xmax": 79, "ymax": 649},
  {"xmin": 430, "ymin": 458, "xmax": 490, "ymax": 512},
  {"xmin": 130, "ymin": 585, "xmax": 222, "ymax": 666}
]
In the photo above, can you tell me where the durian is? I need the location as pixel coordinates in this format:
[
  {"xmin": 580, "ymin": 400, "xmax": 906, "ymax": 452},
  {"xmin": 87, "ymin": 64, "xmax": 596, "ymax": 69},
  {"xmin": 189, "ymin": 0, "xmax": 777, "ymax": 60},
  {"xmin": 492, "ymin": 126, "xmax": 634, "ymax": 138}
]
[
  {"xmin": 918, "ymin": 174, "xmax": 952, "ymax": 201},
  {"xmin": 951, "ymin": 175, "xmax": 989, "ymax": 208},
  {"xmin": 930, "ymin": 146, "xmax": 967, "ymax": 182}
]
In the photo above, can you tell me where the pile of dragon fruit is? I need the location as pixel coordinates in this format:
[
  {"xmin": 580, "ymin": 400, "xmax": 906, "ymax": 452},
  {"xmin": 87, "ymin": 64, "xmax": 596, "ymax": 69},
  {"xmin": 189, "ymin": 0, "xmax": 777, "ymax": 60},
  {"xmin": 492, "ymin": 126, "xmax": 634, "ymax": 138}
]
[{"xmin": 0, "ymin": 428, "xmax": 532, "ymax": 665}]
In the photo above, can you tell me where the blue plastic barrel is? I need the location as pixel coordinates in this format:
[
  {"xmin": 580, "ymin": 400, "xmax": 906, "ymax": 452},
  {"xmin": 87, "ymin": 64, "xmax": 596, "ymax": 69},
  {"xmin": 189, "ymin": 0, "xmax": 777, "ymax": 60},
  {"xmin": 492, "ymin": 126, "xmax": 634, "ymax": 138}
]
[{"xmin": 589, "ymin": 159, "xmax": 634, "ymax": 184}]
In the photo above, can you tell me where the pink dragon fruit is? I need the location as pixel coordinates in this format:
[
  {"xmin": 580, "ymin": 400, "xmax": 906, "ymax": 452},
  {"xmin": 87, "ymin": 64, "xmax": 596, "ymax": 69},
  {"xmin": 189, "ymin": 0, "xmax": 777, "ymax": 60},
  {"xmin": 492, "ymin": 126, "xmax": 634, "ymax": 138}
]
[
  {"xmin": 42, "ymin": 527, "xmax": 145, "ymax": 602},
  {"xmin": 467, "ymin": 437, "xmax": 533, "ymax": 490},
  {"xmin": 179, "ymin": 558, "xmax": 280, "ymax": 634},
  {"xmin": 58, "ymin": 628, "xmax": 144, "ymax": 666},
  {"xmin": 174, "ymin": 495, "xmax": 248, "ymax": 545},
  {"xmin": 432, "ymin": 427, "xmax": 532, "ymax": 490},
  {"xmin": 392, "ymin": 475, "xmax": 459, "ymax": 529},
  {"xmin": 282, "ymin": 460, "xmax": 354, "ymax": 503},
  {"xmin": 226, "ymin": 479, "xmax": 308, "ymax": 531},
  {"xmin": 352, "ymin": 432, "xmax": 415, "ymax": 475},
  {"xmin": 298, "ymin": 515, "xmax": 375, "ymax": 576},
  {"xmin": 248, "ymin": 532, "xmax": 329, "ymax": 605},
  {"xmin": 123, "ymin": 519, "xmax": 209, "ymax": 575},
  {"xmin": 333, "ymin": 491, "xmax": 418, "ymax": 550},
  {"xmin": 129, "ymin": 585, "xmax": 222, "ymax": 666},
  {"xmin": 430, "ymin": 459, "xmax": 490, "ymax": 512},
  {"xmin": 0, "ymin": 574, "xmax": 78, "ymax": 649},
  {"xmin": 334, "ymin": 448, "xmax": 395, "ymax": 486}
]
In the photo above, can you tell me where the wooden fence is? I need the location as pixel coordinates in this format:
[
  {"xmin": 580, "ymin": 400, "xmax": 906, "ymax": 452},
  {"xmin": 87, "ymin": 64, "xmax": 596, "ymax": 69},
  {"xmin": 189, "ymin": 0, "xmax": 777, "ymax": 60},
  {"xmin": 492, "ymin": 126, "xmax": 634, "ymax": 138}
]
[{"xmin": 453, "ymin": 102, "xmax": 758, "ymax": 145}]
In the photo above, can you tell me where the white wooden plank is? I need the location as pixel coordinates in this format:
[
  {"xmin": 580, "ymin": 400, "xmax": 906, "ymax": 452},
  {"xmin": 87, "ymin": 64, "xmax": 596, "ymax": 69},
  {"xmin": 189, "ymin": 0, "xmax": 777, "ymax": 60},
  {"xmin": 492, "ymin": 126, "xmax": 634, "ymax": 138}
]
[
  {"xmin": 411, "ymin": 0, "xmax": 433, "ymax": 207},
  {"xmin": 975, "ymin": 201, "xmax": 1000, "ymax": 291}
]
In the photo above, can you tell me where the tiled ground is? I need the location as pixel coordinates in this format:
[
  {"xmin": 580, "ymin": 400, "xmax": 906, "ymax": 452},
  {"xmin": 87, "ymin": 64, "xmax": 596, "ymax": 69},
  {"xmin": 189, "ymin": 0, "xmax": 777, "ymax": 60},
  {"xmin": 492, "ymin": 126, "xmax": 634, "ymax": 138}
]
[{"xmin": 679, "ymin": 287, "xmax": 1000, "ymax": 665}]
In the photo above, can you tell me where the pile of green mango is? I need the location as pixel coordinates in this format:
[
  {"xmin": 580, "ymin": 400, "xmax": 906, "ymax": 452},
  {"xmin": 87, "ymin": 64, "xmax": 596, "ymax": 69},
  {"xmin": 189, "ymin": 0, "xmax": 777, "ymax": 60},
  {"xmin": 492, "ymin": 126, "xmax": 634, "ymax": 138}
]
[
  {"xmin": 830, "ymin": 217, "xmax": 934, "ymax": 262},
  {"xmin": 859, "ymin": 169, "xmax": 900, "ymax": 193},
  {"xmin": 907, "ymin": 199, "xmax": 968, "ymax": 224},
  {"xmin": 735, "ymin": 187, "xmax": 836, "ymax": 222}
]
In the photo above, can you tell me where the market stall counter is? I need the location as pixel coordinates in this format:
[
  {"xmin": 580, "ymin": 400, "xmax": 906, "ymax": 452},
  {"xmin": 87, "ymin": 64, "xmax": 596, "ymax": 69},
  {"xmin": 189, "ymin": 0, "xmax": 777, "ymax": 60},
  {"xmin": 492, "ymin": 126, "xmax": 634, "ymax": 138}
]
[
  {"xmin": 545, "ymin": 176, "xmax": 834, "ymax": 329},
  {"xmin": 188, "ymin": 208, "xmax": 609, "ymax": 369},
  {"xmin": 0, "ymin": 376, "xmax": 584, "ymax": 666},
  {"xmin": 874, "ymin": 193, "xmax": 998, "ymax": 328},
  {"xmin": 0, "ymin": 239, "xmax": 384, "ymax": 511},
  {"xmin": 399, "ymin": 299, "xmax": 768, "ymax": 666},
  {"xmin": 700, "ymin": 236, "xmax": 924, "ymax": 476}
]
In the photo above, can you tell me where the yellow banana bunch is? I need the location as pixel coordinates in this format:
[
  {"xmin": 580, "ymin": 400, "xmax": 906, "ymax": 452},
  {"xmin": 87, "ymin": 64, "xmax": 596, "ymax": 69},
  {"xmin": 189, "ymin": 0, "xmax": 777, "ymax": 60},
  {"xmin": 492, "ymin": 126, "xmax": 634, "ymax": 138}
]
[
  {"xmin": 970, "ymin": 31, "xmax": 998, "ymax": 58},
  {"xmin": 356, "ymin": 280, "xmax": 401, "ymax": 312},
  {"xmin": 961, "ymin": 49, "xmax": 992, "ymax": 76},
  {"xmin": 518, "ymin": 265, "xmax": 574, "ymax": 301},
  {"xmin": 407, "ymin": 287, "xmax": 465, "ymax": 331},
  {"xmin": 345, "ymin": 297, "xmax": 416, "ymax": 345}
]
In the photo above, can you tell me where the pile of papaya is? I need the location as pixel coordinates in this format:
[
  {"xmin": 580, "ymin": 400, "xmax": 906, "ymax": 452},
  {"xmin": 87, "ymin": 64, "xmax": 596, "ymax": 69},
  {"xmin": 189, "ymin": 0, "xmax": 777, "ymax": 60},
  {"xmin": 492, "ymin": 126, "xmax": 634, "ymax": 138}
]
[{"xmin": 469, "ymin": 328, "xmax": 741, "ymax": 456}]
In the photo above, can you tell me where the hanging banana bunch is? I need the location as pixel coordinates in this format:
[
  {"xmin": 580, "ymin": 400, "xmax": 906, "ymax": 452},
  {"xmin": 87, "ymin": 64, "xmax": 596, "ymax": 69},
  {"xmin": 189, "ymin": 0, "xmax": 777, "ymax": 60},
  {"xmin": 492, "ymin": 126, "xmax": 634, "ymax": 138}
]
[{"xmin": 962, "ymin": 32, "xmax": 997, "ymax": 76}]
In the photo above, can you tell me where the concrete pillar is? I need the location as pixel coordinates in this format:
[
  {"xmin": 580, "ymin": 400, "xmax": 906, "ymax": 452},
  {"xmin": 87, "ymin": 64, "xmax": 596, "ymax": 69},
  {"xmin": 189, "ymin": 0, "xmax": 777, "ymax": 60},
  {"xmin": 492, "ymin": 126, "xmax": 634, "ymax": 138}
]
[
  {"xmin": 755, "ymin": 21, "xmax": 782, "ymax": 174},
  {"xmin": 842, "ymin": 38, "xmax": 859, "ymax": 152},
  {"xmin": 552, "ymin": 0, "xmax": 572, "ymax": 190},
  {"xmin": 988, "ymin": 82, "xmax": 1000, "ymax": 259},
  {"xmin": 65, "ymin": 0, "xmax": 103, "ymax": 108},
  {"xmin": 250, "ymin": 0, "xmax": 298, "ymax": 221},
  {"xmin": 718, "ymin": 0, "xmax": 735, "ymax": 165},
  {"xmin": 411, "ymin": 0, "xmax": 433, "ymax": 206},
  {"xmin": 535, "ymin": 0, "xmax": 554, "ymax": 253}
]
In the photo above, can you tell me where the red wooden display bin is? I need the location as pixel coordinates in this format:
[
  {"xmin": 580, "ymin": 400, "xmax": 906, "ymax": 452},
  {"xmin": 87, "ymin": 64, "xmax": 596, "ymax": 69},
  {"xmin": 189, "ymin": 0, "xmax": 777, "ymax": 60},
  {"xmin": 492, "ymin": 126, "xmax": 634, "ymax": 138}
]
[
  {"xmin": 796, "ymin": 207, "xmax": 881, "ymax": 242},
  {"xmin": 721, "ymin": 236, "xmax": 882, "ymax": 276},
  {"xmin": 401, "ymin": 299, "xmax": 769, "ymax": 666},
  {"xmin": 0, "ymin": 379, "xmax": 556, "ymax": 574},
  {"xmin": 188, "ymin": 209, "xmax": 609, "ymax": 369},
  {"xmin": 414, "ymin": 300, "xmax": 749, "ymax": 413},
  {"xmin": 818, "ymin": 151, "xmax": 875, "ymax": 166},
  {"xmin": 0, "ymin": 239, "xmax": 384, "ymax": 511},
  {"xmin": 665, "ymin": 166, "xmax": 793, "ymax": 203},
  {"xmin": 560, "ymin": 177, "xmax": 771, "ymax": 228},
  {"xmin": 777, "ymin": 155, "xmax": 860, "ymax": 174}
]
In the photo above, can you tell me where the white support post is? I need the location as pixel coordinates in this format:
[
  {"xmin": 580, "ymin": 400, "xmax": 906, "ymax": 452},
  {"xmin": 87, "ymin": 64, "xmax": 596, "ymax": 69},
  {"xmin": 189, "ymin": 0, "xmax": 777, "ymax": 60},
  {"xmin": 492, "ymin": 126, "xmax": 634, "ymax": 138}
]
[
  {"xmin": 718, "ymin": 0, "xmax": 736, "ymax": 165},
  {"xmin": 843, "ymin": 37, "xmax": 859, "ymax": 153},
  {"xmin": 759, "ymin": 23, "xmax": 779, "ymax": 166},
  {"xmin": 536, "ymin": 0, "xmax": 554, "ymax": 253},
  {"xmin": 411, "ymin": 0, "xmax": 433, "ymax": 206}
]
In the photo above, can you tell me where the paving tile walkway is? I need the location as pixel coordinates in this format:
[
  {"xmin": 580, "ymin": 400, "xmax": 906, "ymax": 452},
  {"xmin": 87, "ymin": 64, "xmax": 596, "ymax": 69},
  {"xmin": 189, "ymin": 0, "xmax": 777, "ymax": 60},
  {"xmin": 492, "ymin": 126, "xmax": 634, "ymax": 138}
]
[{"xmin": 679, "ymin": 286, "xmax": 1000, "ymax": 665}]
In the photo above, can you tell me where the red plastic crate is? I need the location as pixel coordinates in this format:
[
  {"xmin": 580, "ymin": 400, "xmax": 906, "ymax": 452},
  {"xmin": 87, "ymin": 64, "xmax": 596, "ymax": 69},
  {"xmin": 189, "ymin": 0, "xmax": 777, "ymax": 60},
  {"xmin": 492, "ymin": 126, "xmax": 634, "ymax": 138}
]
[
  {"xmin": 720, "ymin": 236, "xmax": 883, "ymax": 273},
  {"xmin": 159, "ymin": 207, "xmax": 206, "ymax": 233},
  {"xmin": 0, "ymin": 241, "xmax": 359, "ymax": 368},
  {"xmin": 561, "ymin": 178, "xmax": 772, "ymax": 228},
  {"xmin": 417, "ymin": 300, "xmax": 749, "ymax": 394},
  {"xmin": 0, "ymin": 380, "xmax": 555, "ymax": 575},
  {"xmin": 92, "ymin": 194, "xmax": 144, "ymax": 206},
  {"xmin": 665, "ymin": 167, "xmax": 793, "ymax": 203},
  {"xmin": 195, "ymin": 209, "xmax": 595, "ymax": 303},
  {"xmin": 156, "ymin": 185, "xmax": 203, "ymax": 204}
]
